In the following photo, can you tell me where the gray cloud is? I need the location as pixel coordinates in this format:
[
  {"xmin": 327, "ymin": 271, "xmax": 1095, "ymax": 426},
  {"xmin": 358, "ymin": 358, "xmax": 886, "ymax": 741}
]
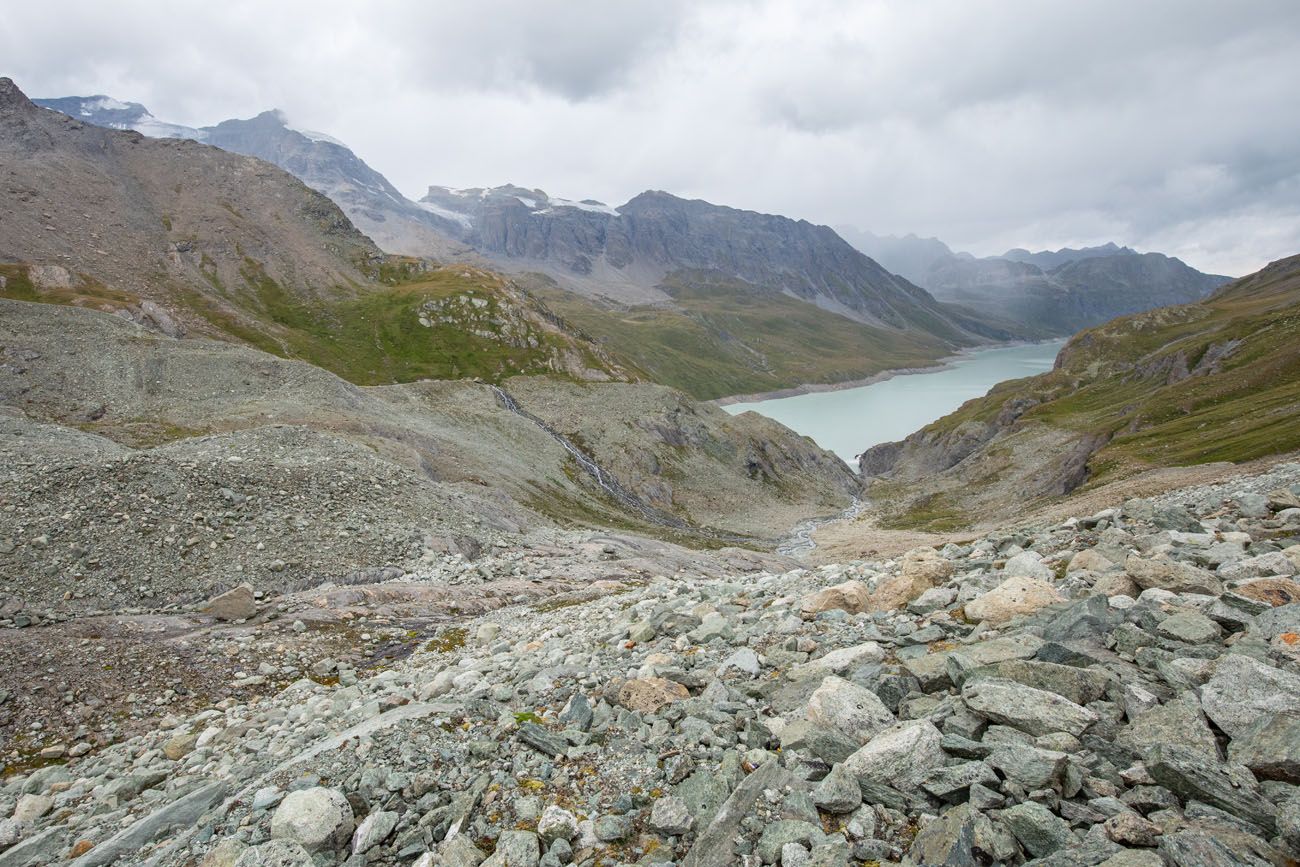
[{"xmin": 3, "ymin": 0, "xmax": 1299, "ymax": 275}]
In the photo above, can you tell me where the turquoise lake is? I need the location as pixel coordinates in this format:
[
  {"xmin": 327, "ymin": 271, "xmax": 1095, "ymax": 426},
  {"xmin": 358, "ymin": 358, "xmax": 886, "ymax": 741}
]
[{"xmin": 722, "ymin": 340, "xmax": 1066, "ymax": 465}]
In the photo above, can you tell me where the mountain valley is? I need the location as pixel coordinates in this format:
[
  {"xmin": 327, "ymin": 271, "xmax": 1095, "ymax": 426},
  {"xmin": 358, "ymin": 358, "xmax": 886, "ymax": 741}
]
[{"xmin": 2, "ymin": 66, "xmax": 1300, "ymax": 867}]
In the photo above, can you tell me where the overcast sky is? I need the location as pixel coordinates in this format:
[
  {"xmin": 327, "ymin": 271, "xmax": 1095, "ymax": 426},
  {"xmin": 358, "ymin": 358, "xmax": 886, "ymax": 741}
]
[{"xmin": 4, "ymin": 0, "xmax": 1299, "ymax": 276}]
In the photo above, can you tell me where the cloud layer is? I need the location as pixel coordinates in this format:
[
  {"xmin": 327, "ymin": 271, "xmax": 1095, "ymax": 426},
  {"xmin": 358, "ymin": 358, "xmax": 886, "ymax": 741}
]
[{"xmin": 4, "ymin": 0, "xmax": 1299, "ymax": 275}]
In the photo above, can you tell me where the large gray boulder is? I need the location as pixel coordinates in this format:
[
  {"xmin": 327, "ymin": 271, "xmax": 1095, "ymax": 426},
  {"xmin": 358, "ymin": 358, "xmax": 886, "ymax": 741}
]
[
  {"xmin": 806, "ymin": 675, "xmax": 896, "ymax": 744},
  {"xmin": 1228, "ymin": 712, "xmax": 1300, "ymax": 783},
  {"xmin": 270, "ymin": 788, "xmax": 354, "ymax": 853},
  {"xmin": 842, "ymin": 719, "xmax": 945, "ymax": 791},
  {"xmin": 1200, "ymin": 654, "xmax": 1300, "ymax": 738},
  {"xmin": 1147, "ymin": 744, "xmax": 1277, "ymax": 833},
  {"xmin": 962, "ymin": 677, "xmax": 1099, "ymax": 736}
]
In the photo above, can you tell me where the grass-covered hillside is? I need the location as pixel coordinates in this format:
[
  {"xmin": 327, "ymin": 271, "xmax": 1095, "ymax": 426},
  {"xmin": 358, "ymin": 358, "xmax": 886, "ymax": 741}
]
[
  {"xmin": 863, "ymin": 252, "xmax": 1300, "ymax": 529},
  {"xmin": 533, "ymin": 271, "xmax": 974, "ymax": 400},
  {"xmin": 0, "ymin": 261, "xmax": 626, "ymax": 386}
]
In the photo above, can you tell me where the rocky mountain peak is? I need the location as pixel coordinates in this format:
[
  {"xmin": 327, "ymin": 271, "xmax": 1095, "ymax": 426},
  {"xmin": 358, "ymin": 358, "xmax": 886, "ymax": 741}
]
[{"xmin": 0, "ymin": 77, "xmax": 37, "ymax": 114}]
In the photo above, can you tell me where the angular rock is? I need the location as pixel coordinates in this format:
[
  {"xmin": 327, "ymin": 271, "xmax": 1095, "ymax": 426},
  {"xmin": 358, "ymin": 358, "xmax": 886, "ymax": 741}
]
[
  {"xmin": 1117, "ymin": 696, "xmax": 1218, "ymax": 760},
  {"xmin": 801, "ymin": 580, "xmax": 870, "ymax": 615},
  {"xmin": 1235, "ymin": 577, "xmax": 1300, "ymax": 608},
  {"xmin": 866, "ymin": 550, "xmax": 950, "ymax": 612},
  {"xmin": 648, "ymin": 796, "xmax": 692, "ymax": 835},
  {"xmin": 517, "ymin": 722, "xmax": 567, "ymax": 757},
  {"xmin": 903, "ymin": 634, "xmax": 1043, "ymax": 692},
  {"xmin": 232, "ymin": 841, "xmax": 314, "ymax": 867},
  {"xmin": 806, "ymin": 675, "xmax": 896, "ymax": 744},
  {"xmin": 481, "ymin": 831, "xmax": 538, "ymax": 867},
  {"xmin": 683, "ymin": 761, "xmax": 791, "ymax": 867},
  {"xmin": 962, "ymin": 677, "xmax": 1099, "ymax": 736},
  {"xmin": 617, "ymin": 677, "xmax": 689, "ymax": 714},
  {"xmin": 351, "ymin": 810, "xmax": 398, "ymax": 855},
  {"xmin": 270, "ymin": 788, "xmax": 354, "ymax": 854},
  {"xmin": 202, "ymin": 583, "xmax": 258, "ymax": 621},
  {"xmin": 966, "ymin": 575, "xmax": 1065, "ymax": 625},
  {"xmin": 1002, "ymin": 801, "xmax": 1073, "ymax": 857},
  {"xmin": 966, "ymin": 658, "xmax": 1111, "ymax": 706},
  {"xmin": 986, "ymin": 742, "xmax": 1066, "ymax": 790},
  {"xmin": 1156, "ymin": 610, "xmax": 1221, "ymax": 644},
  {"xmin": 1103, "ymin": 811, "xmax": 1162, "ymax": 847},
  {"xmin": 1228, "ymin": 712, "xmax": 1300, "ymax": 782},
  {"xmin": 537, "ymin": 806, "xmax": 579, "ymax": 844},
  {"xmin": 1147, "ymin": 744, "xmax": 1276, "ymax": 833},
  {"xmin": 72, "ymin": 781, "xmax": 228, "ymax": 867},
  {"xmin": 1200, "ymin": 654, "xmax": 1300, "ymax": 738},
  {"xmin": 918, "ymin": 761, "xmax": 999, "ymax": 803},
  {"xmin": 842, "ymin": 719, "xmax": 944, "ymax": 792},
  {"xmin": 907, "ymin": 803, "xmax": 983, "ymax": 867},
  {"xmin": 811, "ymin": 764, "xmax": 861, "ymax": 814},
  {"xmin": 1126, "ymin": 556, "xmax": 1222, "ymax": 595},
  {"xmin": 795, "ymin": 642, "xmax": 884, "ymax": 677}
]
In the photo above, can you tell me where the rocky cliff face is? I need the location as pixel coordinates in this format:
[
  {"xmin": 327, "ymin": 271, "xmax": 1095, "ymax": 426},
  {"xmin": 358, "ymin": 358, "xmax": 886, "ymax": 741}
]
[{"xmin": 421, "ymin": 186, "xmax": 1011, "ymax": 343}]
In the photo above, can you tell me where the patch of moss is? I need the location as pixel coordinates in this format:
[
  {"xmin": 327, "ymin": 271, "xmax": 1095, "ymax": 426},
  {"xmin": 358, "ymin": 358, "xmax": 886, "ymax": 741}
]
[{"xmin": 425, "ymin": 627, "xmax": 467, "ymax": 653}]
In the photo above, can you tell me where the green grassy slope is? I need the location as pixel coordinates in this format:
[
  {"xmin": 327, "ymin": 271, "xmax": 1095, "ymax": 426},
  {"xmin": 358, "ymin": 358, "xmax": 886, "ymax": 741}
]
[
  {"xmin": 881, "ymin": 252, "xmax": 1300, "ymax": 516},
  {"xmin": 0, "ymin": 262, "xmax": 623, "ymax": 386},
  {"xmin": 532, "ymin": 271, "xmax": 964, "ymax": 400}
]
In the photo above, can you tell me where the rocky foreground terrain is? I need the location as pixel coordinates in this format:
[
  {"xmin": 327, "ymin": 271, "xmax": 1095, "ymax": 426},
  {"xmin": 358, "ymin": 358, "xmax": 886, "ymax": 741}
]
[{"xmin": 2, "ymin": 456, "xmax": 1299, "ymax": 866}]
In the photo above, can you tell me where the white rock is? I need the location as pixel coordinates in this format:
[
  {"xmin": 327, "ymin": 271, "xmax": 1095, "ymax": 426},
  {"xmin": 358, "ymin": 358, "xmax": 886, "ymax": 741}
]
[{"xmin": 270, "ymin": 787, "xmax": 354, "ymax": 853}]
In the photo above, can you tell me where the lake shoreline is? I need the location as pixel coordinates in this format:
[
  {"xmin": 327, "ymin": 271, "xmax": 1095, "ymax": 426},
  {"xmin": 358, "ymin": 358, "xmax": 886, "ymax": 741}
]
[{"xmin": 710, "ymin": 338, "xmax": 1061, "ymax": 407}]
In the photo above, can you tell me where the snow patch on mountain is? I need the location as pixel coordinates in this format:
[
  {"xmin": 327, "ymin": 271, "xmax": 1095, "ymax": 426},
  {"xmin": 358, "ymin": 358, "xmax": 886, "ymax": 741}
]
[{"xmin": 417, "ymin": 201, "xmax": 474, "ymax": 229}]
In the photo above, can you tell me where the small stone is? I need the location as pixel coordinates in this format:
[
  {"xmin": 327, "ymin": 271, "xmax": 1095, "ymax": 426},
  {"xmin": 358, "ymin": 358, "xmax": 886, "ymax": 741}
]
[
  {"xmin": 648, "ymin": 796, "xmax": 693, "ymax": 835},
  {"xmin": 617, "ymin": 677, "xmax": 689, "ymax": 713},
  {"xmin": 351, "ymin": 810, "xmax": 398, "ymax": 854},
  {"xmin": 203, "ymin": 583, "xmax": 258, "ymax": 621},
  {"xmin": 811, "ymin": 764, "xmax": 861, "ymax": 814},
  {"xmin": 1002, "ymin": 801, "xmax": 1072, "ymax": 857},
  {"xmin": 537, "ymin": 806, "xmax": 579, "ymax": 843}
]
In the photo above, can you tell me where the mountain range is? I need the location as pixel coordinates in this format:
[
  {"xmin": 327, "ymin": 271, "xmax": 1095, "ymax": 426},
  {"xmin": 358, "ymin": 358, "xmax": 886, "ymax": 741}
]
[
  {"xmin": 840, "ymin": 228, "xmax": 1230, "ymax": 336},
  {"xmin": 22, "ymin": 88, "xmax": 1247, "ymax": 406},
  {"xmin": 0, "ymin": 78, "xmax": 855, "ymax": 546},
  {"xmin": 35, "ymin": 93, "xmax": 1032, "ymax": 398}
]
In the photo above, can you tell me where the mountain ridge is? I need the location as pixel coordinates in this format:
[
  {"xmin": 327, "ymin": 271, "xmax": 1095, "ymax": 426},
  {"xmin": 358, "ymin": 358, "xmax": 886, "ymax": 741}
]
[
  {"xmin": 841, "ymin": 227, "xmax": 1230, "ymax": 335},
  {"xmin": 859, "ymin": 251, "xmax": 1300, "ymax": 530}
]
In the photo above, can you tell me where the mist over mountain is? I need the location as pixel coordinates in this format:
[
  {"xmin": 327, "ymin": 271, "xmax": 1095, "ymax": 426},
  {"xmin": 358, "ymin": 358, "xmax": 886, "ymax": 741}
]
[{"xmin": 841, "ymin": 228, "xmax": 1229, "ymax": 335}]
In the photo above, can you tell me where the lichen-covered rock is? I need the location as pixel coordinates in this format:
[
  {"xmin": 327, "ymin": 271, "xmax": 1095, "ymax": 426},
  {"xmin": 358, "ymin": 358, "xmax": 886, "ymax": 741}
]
[
  {"xmin": 800, "ymin": 580, "xmax": 870, "ymax": 615},
  {"xmin": 616, "ymin": 677, "xmax": 690, "ymax": 713}
]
